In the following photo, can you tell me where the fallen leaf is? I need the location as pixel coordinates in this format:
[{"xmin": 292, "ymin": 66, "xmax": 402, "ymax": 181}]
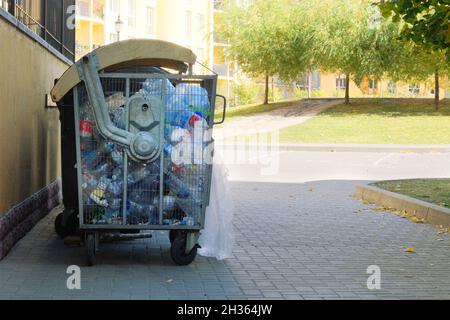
[
  {"xmin": 308, "ymin": 188, "xmax": 314, "ymax": 192},
  {"xmin": 410, "ymin": 216, "xmax": 424, "ymax": 224},
  {"xmin": 405, "ymin": 247, "xmax": 415, "ymax": 253}
]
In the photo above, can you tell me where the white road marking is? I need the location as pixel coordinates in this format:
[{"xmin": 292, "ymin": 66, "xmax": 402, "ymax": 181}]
[{"xmin": 373, "ymin": 153, "xmax": 395, "ymax": 167}]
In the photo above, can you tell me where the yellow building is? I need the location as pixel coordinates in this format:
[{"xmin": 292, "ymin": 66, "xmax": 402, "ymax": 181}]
[
  {"xmin": 212, "ymin": 0, "xmax": 237, "ymax": 103},
  {"xmin": 76, "ymin": 0, "xmax": 214, "ymax": 74},
  {"xmin": 313, "ymin": 73, "xmax": 448, "ymax": 99}
]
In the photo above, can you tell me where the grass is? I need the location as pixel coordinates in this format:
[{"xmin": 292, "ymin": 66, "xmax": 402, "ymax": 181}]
[
  {"xmin": 373, "ymin": 179, "xmax": 450, "ymax": 209},
  {"xmin": 215, "ymin": 99, "xmax": 302, "ymax": 121},
  {"xmin": 280, "ymin": 99, "xmax": 450, "ymax": 144}
]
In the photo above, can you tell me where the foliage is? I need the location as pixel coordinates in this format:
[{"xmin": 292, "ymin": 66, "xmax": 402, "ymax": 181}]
[
  {"xmin": 235, "ymin": 81, "xmax": 264, "ymax": 105},
  {"xmin": 217, "ymin": 0, "xmax": 316, "ymax": 103},
  {"xmin": 380, "ymin": 0, "xmax": 450, "ymax": 61}
]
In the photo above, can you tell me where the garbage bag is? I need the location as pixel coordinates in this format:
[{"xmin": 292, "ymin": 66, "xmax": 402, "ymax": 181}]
[{"xmin": 198, "ymin": 160, "xmax": 234, "ymax": 260}]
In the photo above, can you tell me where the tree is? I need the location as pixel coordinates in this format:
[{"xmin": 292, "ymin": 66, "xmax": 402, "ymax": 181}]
[
  {"xmin": 381, "ymin": 0, "xmax": 450, "ymax": 108},
  {"xmin": 217, "ymin": 0, "xmax": 315, "ymax": 104},
  {"xmin": 380, "ymin": 0, "xmax": 450, "ymax": 60},
  {"xmin": 313, "ymin": 0, "xmax": 394, "ymax": 104},
  {"xmin": 389, "ymin": 46, "xmax": 449, "ymax": 109}
]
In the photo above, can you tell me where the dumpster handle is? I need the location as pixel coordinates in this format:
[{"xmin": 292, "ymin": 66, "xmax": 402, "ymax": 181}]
[{"xmin": 214, "ymin": 95, "xmax": 227, "ymax": 125}]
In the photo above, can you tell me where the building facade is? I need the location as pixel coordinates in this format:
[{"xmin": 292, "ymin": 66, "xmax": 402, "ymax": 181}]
[
  {"xmin": 75, "ymin": 0, "xmax": 214, "ymax": 74},
  {"xmin": 0, "ymin": 0, "xmax": 75, "ymax": 260}
]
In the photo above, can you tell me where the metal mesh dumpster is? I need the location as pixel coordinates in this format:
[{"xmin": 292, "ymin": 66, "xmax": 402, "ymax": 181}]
[{"xmin": 50, "ymin": 40, "xmax": 226, "ymax": 266}]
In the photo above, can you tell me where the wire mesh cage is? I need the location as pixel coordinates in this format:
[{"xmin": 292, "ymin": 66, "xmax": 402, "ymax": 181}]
[{"xmin": 74, "ymin": 72, "xmax": 218, "ymax": 231}]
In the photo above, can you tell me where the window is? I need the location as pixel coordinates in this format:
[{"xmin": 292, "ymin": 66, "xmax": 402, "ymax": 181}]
[
  {"xmin": 409, "ymin": 83, "xmax": 420, "ymax": 95},
  {"xmin": 185, "ymin": 10, "xmax": 192, "ymax": 40},
  {"xmin": 196, "ymin": 13, "xmax": 205, "ymax": 34},
  {"xmin": 110, "ymin": 0, "xmax": 119, "ymax": 14},
  {"xmin": 128, "ymin": 0, "xmax": 136, "ymax": 28},
  {"xmin": 369, "ymin": 79, "xmax": 378, "ymax": 90},
  {"xmin": 387, "ymin": 80, "xmax": 396, "ymax": 94},
  {"xmin": 146, "ymin": 7, "xmax": 155, "ymax": 36},
  {"xmin": 336, "ymin": 77, "xmax": 346, "ymax": 90},
  {"xmin": 297, "ymin": 71, "xmax": 321, "ymax": 90}
]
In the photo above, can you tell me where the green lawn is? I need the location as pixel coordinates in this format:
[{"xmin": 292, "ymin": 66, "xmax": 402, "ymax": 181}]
[
  {"xmin": 373, "ymin": 179, "xmax": 450, "ymax": 209},
  {"xmin": 280, "ymin": 99, "xmax": 450, "ymax": 144},
  {"xmin": 216, "ymin": 99, "xmax": 301, "ymax": 121}
]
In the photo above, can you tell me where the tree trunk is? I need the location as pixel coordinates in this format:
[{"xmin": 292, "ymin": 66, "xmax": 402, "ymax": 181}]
[
  {"xmin": 264, "ymin": 74, "xmax": 269, "ymax": 105},
  {"xmin": 271, "ymin": 77, "xmax": 274, "ymax": 102},
  {"xmin": 435, "ymin": 69, "xmax": 440, "ymax": 110},
  {"xmin": 308, "ymin": 71, "xmax": 313, "ymax": 99},
  {"xmin": 345, "ymin": 74, "xmax": 350, "ymax": 104}
]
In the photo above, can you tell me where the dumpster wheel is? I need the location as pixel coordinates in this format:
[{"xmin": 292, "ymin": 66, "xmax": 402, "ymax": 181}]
[
  {"xmin": 170, "ymin": 235, "xmax": 198, "ymax": 266},
  {"xmin": 169, "ymin": 230, "xmax": 182, "ymax": 244},
  {"xmin": 55, "ymin": 210, "xmax": 79, "ymax": 238},
  {"xmin": 86, "ymin": 233, "xmax": 97, "ymax": 266}
]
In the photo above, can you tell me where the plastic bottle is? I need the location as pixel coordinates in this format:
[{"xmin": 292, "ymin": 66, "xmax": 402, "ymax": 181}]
[
  {"xmin": 109, "ymin": 107, "xmax": 126, "ymax": 130},
  {"xmin": 143, "ymin": 78, "xmax": 175, "ymax": 98},
  {"xmin": 166, "ymin": 110, "xmax": 201, "ymax": 129},
  {"xmin": 128, "ymin": 201, "xmax": 156, "ymax": 225},
  {"xmin": 165, "ymin": 171, "xmax": 190, "ymax": 198},
  {"xmin": 90, "ymin": 176, "xmax": 110, "ymax": 207},
  {"xmin": 106, "ymin": 198, "xmax": 122, "ymax": 224},
  {"xmin": 175, "ymin": 84, "xmax": 211, "ymax": 119}
]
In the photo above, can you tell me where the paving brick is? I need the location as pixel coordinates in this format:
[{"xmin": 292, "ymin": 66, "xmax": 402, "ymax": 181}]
[{"xmin": 1, "ymin": 178, "xmax": 450, "ymax": 299}]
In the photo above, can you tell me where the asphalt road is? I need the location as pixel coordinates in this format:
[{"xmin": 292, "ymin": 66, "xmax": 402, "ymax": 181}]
[{"xmin": 222, "ymin": 149, "xmax": 450, "ymax": 183}]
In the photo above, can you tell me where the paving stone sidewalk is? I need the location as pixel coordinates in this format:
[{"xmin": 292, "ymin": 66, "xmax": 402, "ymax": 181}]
[{"xmin": 1, "ymin": 179, "xmax": 450, "ymax": 300}]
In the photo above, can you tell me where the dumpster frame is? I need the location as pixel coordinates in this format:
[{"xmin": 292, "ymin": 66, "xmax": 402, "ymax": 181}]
[{"xmin": 51, "ymin": 40, "xmax": 227, "ymax": 266}]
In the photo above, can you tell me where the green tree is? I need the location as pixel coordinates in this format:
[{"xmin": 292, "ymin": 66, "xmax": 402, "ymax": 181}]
[
  {"xmin": 380, "ymin": 0, "xmax": 450, "ymax": 60},
  {"xmin": 313, "ymin": 0, "xmax": 388, "ymax": 104},
  {"xmin": 381, "ymin": 0, "xmax": 450, "ymax": 108},
  {"xmin": 218, "ymin": 0, "xmax": 314, "ymax": 104}
]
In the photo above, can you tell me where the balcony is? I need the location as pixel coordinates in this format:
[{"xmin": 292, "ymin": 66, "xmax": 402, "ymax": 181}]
[
  {"xmin": 93, "ymin": 0, "xmax": 104, "ymax": 20},
  {"xmin": 77, "ymin": 0, "xmax": 90, "ymax": 18},
  {"xmin": 77, "ymin": 0, "xmax": 104, "ymax": 21}
]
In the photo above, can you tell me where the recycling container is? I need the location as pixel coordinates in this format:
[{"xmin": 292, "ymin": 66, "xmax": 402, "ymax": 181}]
[{"xmin": 50, "ymin": 39, "xmax": 226, "ymax": 266}]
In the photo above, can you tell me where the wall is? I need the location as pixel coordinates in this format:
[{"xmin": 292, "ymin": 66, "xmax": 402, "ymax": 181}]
[{"xmin": 0, "ymin": 16, "xmax": 69, "ymax": 216}]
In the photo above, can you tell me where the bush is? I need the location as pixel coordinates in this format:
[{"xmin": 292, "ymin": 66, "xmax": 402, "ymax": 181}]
[{"xmin": 235, "ymin": 82, "xmax": 264, "ymax": 105}]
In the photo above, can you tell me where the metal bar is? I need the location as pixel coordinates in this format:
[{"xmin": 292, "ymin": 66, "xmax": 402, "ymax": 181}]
[
  {"xmin": 76, "ymin": 54, "xmax": 134, "ymax": 147},
  {"xmin": 99, "ymin": 73, "xmax": 217, "ymax": 80},
  {"xmin": 122, "ymin": 78, "xmax": 130, "ymax": 226},
  {"xmin": 159, "ymin": 79, "xmax": 166, "ymax": 225},
  {"xmin": 14, "ymin": 3, "xmax": 75, "ymax": 58},
  {"xmin": 42, "ymin": 0, "xmax": 47, "ymax": 42},
  {"xmin": 73, "ymin": 87, "xmax": 85, "ymax": 226},
  {"xmin": 60, "ymin": 0, "xmax": 64, "ymax": 54},
  {"xmin": 80, "ymin": 224, "xmax": 202, "ymax": 231}
]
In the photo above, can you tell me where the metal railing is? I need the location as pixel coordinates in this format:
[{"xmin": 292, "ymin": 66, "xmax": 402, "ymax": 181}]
[{"xmin": 4, "ymin": 1, "xmax": 75, "ymax": 61}]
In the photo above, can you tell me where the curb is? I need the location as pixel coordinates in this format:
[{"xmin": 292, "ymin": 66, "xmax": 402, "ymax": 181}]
[
  {"xmin": 214, "ymin": 143, "xmax": 450, "ymax": 154},
  {"xmin": 354, "ymin": 184, "xmax": 450, "ymax": 228}
]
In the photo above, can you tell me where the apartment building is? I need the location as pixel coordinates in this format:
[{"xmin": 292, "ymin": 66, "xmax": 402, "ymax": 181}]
[{"xmin": 75, "ymin": 0, "xmax": 213, "ymax": 74}]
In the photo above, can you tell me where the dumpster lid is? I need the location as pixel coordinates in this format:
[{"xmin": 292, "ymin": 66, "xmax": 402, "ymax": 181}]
[{"xmin": 51, "ymin": 39, "xmax": 197, "ymax": 103}]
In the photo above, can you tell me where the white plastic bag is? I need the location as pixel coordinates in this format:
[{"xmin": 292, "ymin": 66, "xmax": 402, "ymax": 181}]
[{"xmin": 198, "ymin": 160, "xmax": 235, "ymax": 260}]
